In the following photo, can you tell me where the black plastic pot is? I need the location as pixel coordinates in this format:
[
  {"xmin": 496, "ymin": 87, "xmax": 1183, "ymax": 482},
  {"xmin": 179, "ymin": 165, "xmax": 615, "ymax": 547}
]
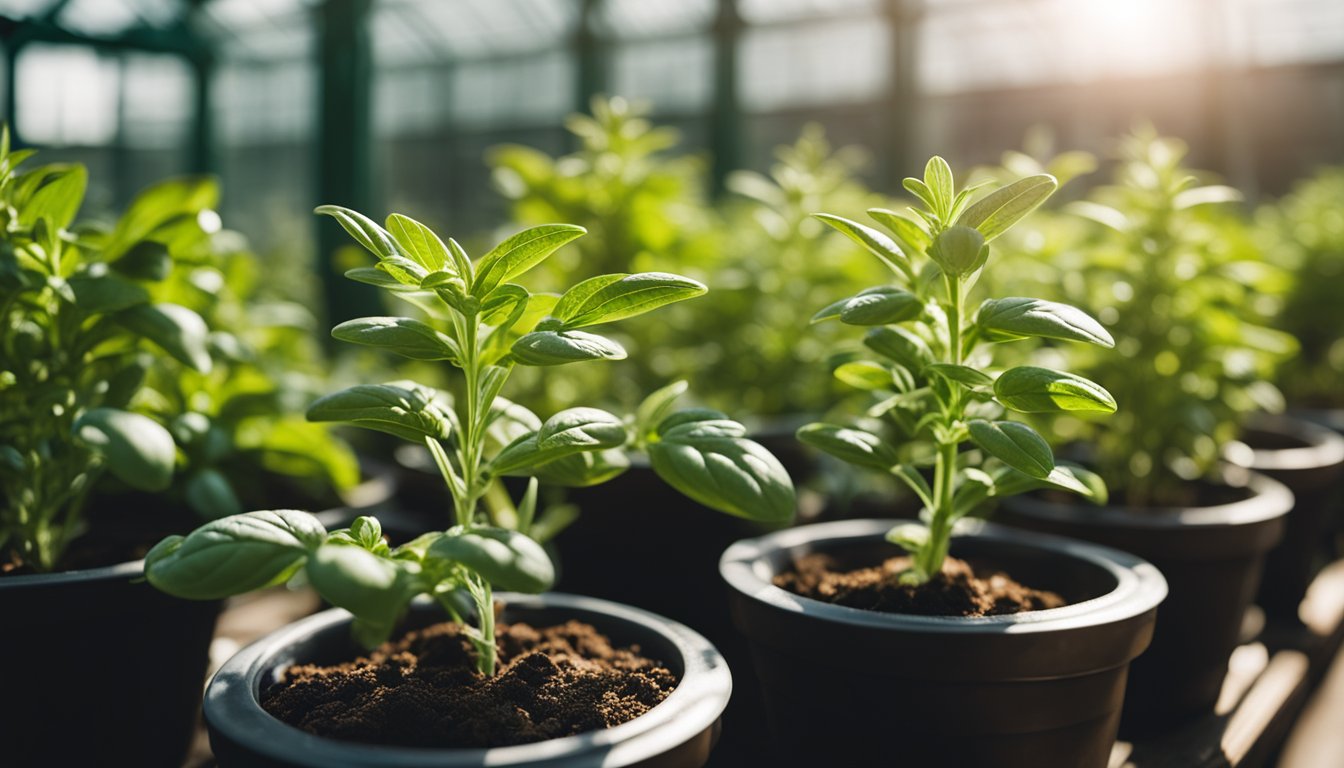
[
  {"xmin": 0, "ymin": 560, "xmax": 221, "ymax": 767},
  {"xmin": 999, "ymin": 469, "xmax": 1292, "ymax": 736},
  {"xmin": 720, "ymin": 519, "xmax": 1166, "ymax": 767},
  {"xmin": 1231, "ymin": 412, "xmax": 1344, "ymax": 621},
  {"xmin": 204, "ymin": 593, "xmax": 732, "ymax": 767}
]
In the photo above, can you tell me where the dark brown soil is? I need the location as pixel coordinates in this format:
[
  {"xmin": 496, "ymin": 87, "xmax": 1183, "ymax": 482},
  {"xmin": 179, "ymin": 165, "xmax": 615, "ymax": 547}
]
[
  {"xmin": 260, "ymin": 619, "xmax": 676, "ymax": 748},
  {"xmin": 775, "ymin": 554, "xmax": 1066, "ymax": 616}
]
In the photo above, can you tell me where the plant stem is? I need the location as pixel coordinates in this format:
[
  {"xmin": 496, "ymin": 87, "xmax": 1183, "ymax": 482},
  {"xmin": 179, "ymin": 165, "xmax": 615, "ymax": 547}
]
[{"xmin": 920, "ymin": 272, "xmax": 966, "ymax": 579}]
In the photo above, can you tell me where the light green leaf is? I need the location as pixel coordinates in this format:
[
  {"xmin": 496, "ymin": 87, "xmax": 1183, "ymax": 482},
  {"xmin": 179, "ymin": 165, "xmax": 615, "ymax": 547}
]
[
  {"xmin": 144, "ymin": 510, "xmax": 325, "ymax": 600},
  {"xmin": 316, "ymin": 205, "xmax": 401, "ymax": 260},
  {"xmin": 74, "ymin": 408, "xmax": 176, "ymax": 492},
  {"xmin": 834, "ymin": 360, "xmax": 892, "ymax": 390},
  {"xmin": 634, "ymin": 380, "xmax": 688, "ymax": 439},
  {"xmin": 472, "ymin": 224, "xmax": 586, "ymax": 296},
  {"xmin": 553, "ymin": 272, "xmax": 705, "ymax": 328},
  {"xmin": 923, "ymin": 156, "xmax": 954, "ymax": 215},
  {"xmin": 886, "ymin": 522, "xmax": 929, "ymax": 554},
  {"xmin": 385, "ymin": 213, "xmax": 449, "ymax": 272},
  {"xmin": 511, "ymin": 330, "xmax": 626, "ymax": 366},
  {"xmin": 968, "ymin": 419, "xmax": 1054, "ymax": 479},
  {"xmin": 977, "ymin": 297, "xmax": 1114, "ymax": 347},
  {"xmin": 536, "ymin": 407, "xmax": 627, "ymax": 451},
  {"xmin": 1172, "ymin": 185, "xmax": 1241, "ymax": 210},
  {"xmin": 332, "ymin": 316, "xmax": 460, "ymax": 361},
  {"xmin": 994, "ymin": 366, "xmax": 1117, "ymax": 413},
  {"xmin": 649, "ymin": 427, "xmax": 795, "ymax": 523},
  {"xmin": 928, "ymin": 225, "xmax": 987, "ymax": 276},
  {"xmin": 956, "ymin": 174, "xmax": 1057, "ymax": 241},
  {"xmin": 813, "ymin": 213, "xmax": 915, "ymax": 280},
  {"xmin": 307, "ymin": 544, "xmax": 417, "ymax": 646},
  {"xmin": 21, "ymin": 164, "xmax": 86, "ymax": 230},
  {"xmin": 527, "ymin": 448, "xmax": 630, "ymax": 488},
  {"xmin": 115, "ymin": 302, "xmax": 212, "ymax": 373},
  {"xmin": 345, "ymin": 266, "xmax": 421, "ymax": 291},
  {"xmin": 867, "ymin": 208, "xmax": 931, "ymax": 257},
  {"xmin": 429, "ymin": 526, "xmax": 555, "ymax": 593}
]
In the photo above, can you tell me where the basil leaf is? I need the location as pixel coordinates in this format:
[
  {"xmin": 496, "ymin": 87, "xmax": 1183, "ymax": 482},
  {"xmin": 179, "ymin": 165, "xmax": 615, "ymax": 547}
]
[
  {"xmin": 957, "ymin": 174, "xmax": 1058, "ymax": 241},
  {"xmin": 511, "ymin": 330, "xmax": 626, "ymax": 366},
  {"xmin": 864, "ymin": 326, "xmax": 933, "ymax": 373},
  {"xmin": 813, "ymin": 213, "xmax": 915, "ymax": 280},
  {"xmin": 428, "ymin": 526, "xmax": 555, "ymax": 593},
  {"xmin": 967, "ymin": 419, "xmax": 1053, "ymax": 479},
  {"xmin": 926, "ymin": 363, "xmax": 993, "ymax": 389},
  {"xmin": 307, "ymin": 544, "xmax": 418, "ymax": 647},
  {"xmin": 553, "ymin": 271, "xmax": 705, "ymax": 328},
  {"xmin": 385, "ymin": 213, "xmax": 450, "ymax": 272},
  {"xmin": 648, "ymin": 427, "xmax": 795, "ymax": 523},
  {"xmin": 472, "ymin": 224, "xmax": 586, "ymax": 296},
  {"xmin": 115, "ymin": 302, "xmax": 213, "ymax": 373},
  {"xmin": 74, "ymin": 408, "xmax": 176, "ymax": 492},
  {"xmin": 994, "ymin": 366, "xmax": 1117, "ymax": 413},
  {"xmin": 536, "ymin": 407, "xmax": 627, "ymax": 451},
  {"xmin": 316, "ymin": 204, "xmax": 401, "ymax": 261},
  {"xmin": 977, "ymin": 297, "xmax": 1114, "ymax": 347},
  {"xmin": 306, "ymin": 382, "xmax": 453, "ymax": 441},
  {"xmin": 67, "ymin": 273, "xmax": 149, "ymax": 314},
  {"xmin": 795, "ymin": 422, "xmax": 898, "ymax": 471},
  {"xmin": 145, "ymin": 510, "xmax": 325, "ymax": 600},
  {"xmin": 332, "ymin": 316, "xmax": 461, "ymax": 361}
]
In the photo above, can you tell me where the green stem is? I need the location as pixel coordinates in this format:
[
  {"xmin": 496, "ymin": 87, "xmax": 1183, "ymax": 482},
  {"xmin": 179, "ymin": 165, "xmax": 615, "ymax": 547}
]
[
  {"xmin": 467, "ymin": 574, "xmax": 496, "ymax": 676},
  {"xmin": 919, "ymin": 272, "xmax": 966, "ymax": 580}
]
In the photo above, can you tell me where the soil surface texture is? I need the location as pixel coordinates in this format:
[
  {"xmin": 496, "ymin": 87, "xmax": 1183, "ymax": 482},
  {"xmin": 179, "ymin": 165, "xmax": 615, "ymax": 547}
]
[
  {"xmin": 261, "ymin": 619, "xmax": 676, "ymax": 748},
  {"xmin": 776, "ymin": 553, "xmax": 1066, "ymax": 616}
]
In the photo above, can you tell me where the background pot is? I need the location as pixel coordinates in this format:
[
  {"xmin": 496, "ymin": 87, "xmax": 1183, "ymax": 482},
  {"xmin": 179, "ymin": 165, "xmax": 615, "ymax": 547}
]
[
  {"xmin": 0, "ymin": 560, "xmax": 221, "ymax": 767},
  {"xmin": 999, "ymin": 469, "xmax": 1292, "ymax": 736},
  {"xmin": 720, "ymin": 519, "xmax": 1166, "ymax": 767},
  {"xmin": 205, "ymin": 592, "xmax": 732, "ymax": 768},
  {"xmin": 1231, "ymin": 412, "xmax": 1344, "ymax": 621}
]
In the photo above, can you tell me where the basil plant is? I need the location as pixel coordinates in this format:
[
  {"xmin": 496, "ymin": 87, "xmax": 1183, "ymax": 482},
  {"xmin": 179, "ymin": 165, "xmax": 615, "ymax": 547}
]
[
  {"xmin": 798, "ymin": 157, "xmax": 1116, "ymax": 583},
  {"xmin": 0, "ymin": 133, "xmax": 217, "ymax": 572},
  {"xmin": 147, "ymin": 208, "xmax": 795, "ymax": 674}
]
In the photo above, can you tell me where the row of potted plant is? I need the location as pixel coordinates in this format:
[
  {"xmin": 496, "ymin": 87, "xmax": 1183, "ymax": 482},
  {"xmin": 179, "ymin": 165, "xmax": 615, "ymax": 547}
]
[{"xmin": 4, "ymin": 120, "xmax": 1342, "ymax": 767}]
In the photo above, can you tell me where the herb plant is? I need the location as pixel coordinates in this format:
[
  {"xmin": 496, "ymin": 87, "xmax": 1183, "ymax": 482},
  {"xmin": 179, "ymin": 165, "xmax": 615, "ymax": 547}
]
[
  {"xmin": 0, "ymin": 133, "xmax": 218, "ymax": 572},
  {"xmin": 146, "ymin": 208, "xmax": 795, "ymax": 674},
  {"xmin": 797, "ymin": 157, "xmax": 1116, "ymax": 583}
]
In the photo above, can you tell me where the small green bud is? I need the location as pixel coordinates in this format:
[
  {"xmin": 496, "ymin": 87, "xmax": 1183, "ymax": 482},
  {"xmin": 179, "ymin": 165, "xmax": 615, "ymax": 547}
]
[{"xmin": 929, "ymin": 225, "xmax": 988, "ymax": 277}]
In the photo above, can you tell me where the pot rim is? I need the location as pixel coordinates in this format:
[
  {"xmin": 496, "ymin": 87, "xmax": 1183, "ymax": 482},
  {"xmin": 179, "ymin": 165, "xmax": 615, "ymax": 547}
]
[
  {"xmin": 1236, "ymin": 411, "xmax": 1344, "ymax": 472},
  {"xmin": 720, "ymin": 518, "xmax": 1167, "ymax": 635},
  {"xmin": 0, "ymin": 558, "xmax": 143, "ymax": 588},
  {"xmin": 1005, "ymin": 467, "xmax": 1293, "ymax": 530},
  {"xmin": 205, "ymin": 591, "xmax": 731, "ymax": 768}
]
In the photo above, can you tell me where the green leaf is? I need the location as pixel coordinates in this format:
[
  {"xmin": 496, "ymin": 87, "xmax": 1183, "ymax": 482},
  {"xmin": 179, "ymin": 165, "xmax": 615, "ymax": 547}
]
[
  {"xmin": 957, "ymin": 174, "xmax": 1057, "ymax": 241},
  {"xmin": 928, "ymin": 225, "xmax": 987, "ymax": 276},
  {"xmin": 107, "ymin": 177, "xmax": 217, "ymax": 260},
  {"xmin": 813, "ymin": 213, "xmax": 915, "ymax": 280},
  {"xmin": 813, "ymin": 286, "xmax": 921, "ymax": 326},
  {"xmin": 968, "ymin": 419, "xmax": 1054, "ymax": 479},
  {"xmin": 111, "ymin": 241, "xmax": 172, "ymax": 281},
  {"xmin": 926, "ymin": 363, "xmax": 993, "ymax": 388},
  {"xmin": 886, "ymin": 522, "xmax": 929, "ymax": 555},
  {"xmin": 429, "ymin": 526, "xmax": 555, "ymax": 593},
  {"xmin": 977, "ymin": 297, "xmax": 1114, "ymax": 347},
  {"xmin": 75, "ymin": 408, "xmax": 176, "ymax": 492},
  {"xmin": 903, "ymin": 177, "xmax": 938, "ymax": 212},
  {"xmin": 834, "ymin": 360, "xmax": 892, "ymax": 390},
  {"xmin": 1172, "ymin": 185, "xmax": 1241, "ymax": 210},
  {"xmin": 536, "ymin": 407, "xmax": 627, "ymax": 450},
  {"xmin": 924, "ymin": 156, "xmax": 954, "ymax": 216},
  {"xmin": 385, "ymin": 213, "xmax": 449, "ymax": 272},
  {"xmin": 67, "ymin": 273, "xmax": 149, "ymax": 314},
  {"xmin": 316, "ymin": 205, "xmax": 401, "ymax": 260},
  {"xmin": 634, "ymin": 380, "xmax": 688, "ymax": 439},
  {"xmin": 115, "ymin": 303, "xmax": 212, "ymax": 373},
  {"xmin": 331, "ymin": 316, "xmax": 460, "ymax": 361},
  {"xmin": 553, "ymin": 271, "xmax": 705, "ymax": 328},
  {"xmin": 472, "ymin": 224, "xmax": 586, "ymax": 296},
  {"xmin": 307, "ymin": 544, "xmax": 417, "ymax": 646},
  {"xmin": 344, "ymin": 266, "xmax": 421, "ymax": 291},
  {"xmin": 795, "ymin": 423, "xmax": 898, "ymax": 471},
  {"xmin": 648, "ymin": 426, "xmax": 795, "ymax": 523},
  {"xmin": 184, "ymin": 468, "xmax": 243, "ymax": 520},
  {"xmin": 307, "ymin": 382, "xmax": 453, "ymax": 441},
  {"xmin": 21, "ymin": 164, "xmax": 86, "ymax": 230},
  {"xmin": 994, "ymin": 366, "xmax": 1117, "ymax": 413},
  {"xmin": 527, "ymin": 448, "xmax": 630, "ymax": 488},
  {"xmin": 145, "ymin": 510, "xmax": 325, "ymax": 600},
  {"xmin": 863, "ymin": 326, "xmax": 933, "ymax": 372},
  {"xmin": 511, "ymin": 330, "xmax": 626, "ymax": 366},
  {"xmin": 866, "ymin": 208, "xmax": 931, "ymax": 257}
]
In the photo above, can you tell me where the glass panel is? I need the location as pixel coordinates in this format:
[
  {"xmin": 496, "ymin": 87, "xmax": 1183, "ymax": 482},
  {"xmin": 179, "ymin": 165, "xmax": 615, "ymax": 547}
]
[
  {"xmin": 610, "ymin": 37, "xmax": 713, "ymax": 111},
  {"xmin": 741, "ymin": 17, "xmax": 888, "ymax": 110},
  {"xmin": 16, "ymin": 44, "xmax": 119, "ymax": 146},
  {"xmin": 600, "ymin": 0, "xmax": 714, "ymax": 38},
  {"xmin": 120, "ymin": 52, "xmax": 192, "ymax": 149}
]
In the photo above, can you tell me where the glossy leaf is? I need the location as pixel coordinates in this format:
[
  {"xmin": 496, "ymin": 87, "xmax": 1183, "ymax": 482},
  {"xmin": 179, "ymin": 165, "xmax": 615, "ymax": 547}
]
[
  {"xmin": 536, "ymin": 407, "xmax": 627, "ymax": 451},
  {"xmin": 115, "ymin": 303, "xmax": 212, "ymax": 373},
  {"xmin": 968, "ymin": 419, "xmax": 1053, "ymax": 479},
  {"xmin": 472, "ymin": 224, "xmax": 586, "ymax": 296},
  {"xmin": 307, "ymin": 544, "xmax": 417, "ymax": 647},
  {"xmin": 795, "ymin": 423, "xmax": 898, "ymax": 471},
  {"xmin": 345, "ymin": 266, "xmax": 420, "ymax": 292},
  {"xmin": 316, "ymin": 205, "xmax": 400, "ymax": 261},
  {"xmin": 429, "ymin": 527, "xmax": 555, "ymax": 593},
  {"xmin": 648, "ymin": 424, "xmax": 795, "ymax": 523},
  {"xmin": 977, "ymin": 297, "xmax": 1114, "ymax": 347},
  {"xmin": 923, "ymin": 156, "xmax": 955, "ymax": 215},
  {"xmin": 386, "ymin": 213, "xmax": 449, "ymax": 272},
  {"xmin": 332, "ymin": 316, "xmax": 460, "ymax": 361},
  {"xmin": 863, "ymin": 326, "xmax": 933, "ymax": 372},
  {"xmin": 994, "ymin": 366, "xmax": 1117, "ymax": 413},
  {"xmin": 511, "ymin": 330, "xmax": 626, "ymax": 366},
  {"xmin": 552, "ymin": 272, "xmax": 705, "ymax": 328},
  {"xmin": 813, "ymin": 286, "xmax": 921, "ymax": 326},
  {"xmin": 957, "ymin": 174, "xmax": 1058, "ymax": 241},
  {"xmin": 306, "ymin": 382, "xmax": 453, "ymax": 441},
  {"xmin": 74, "ymin": 408, "xmax": 176, "ymax": 492},
  {"xmin": 145, "ymin": 510, "xmax": 325, "ymax": 600}
]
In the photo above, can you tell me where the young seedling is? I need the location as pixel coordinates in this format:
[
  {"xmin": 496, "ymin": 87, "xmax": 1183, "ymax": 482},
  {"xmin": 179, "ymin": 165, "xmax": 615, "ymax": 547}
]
[
  {"xmin": 798, "ymin": 157, "xmax": 1116, "ymax": 584},
  {"xmin": 147, "ymin": 209, "xmax": 795, "ymax": 674},
  {"xmin": 0, "ymin": 132, "xmax": 218, "ymax": 571}
]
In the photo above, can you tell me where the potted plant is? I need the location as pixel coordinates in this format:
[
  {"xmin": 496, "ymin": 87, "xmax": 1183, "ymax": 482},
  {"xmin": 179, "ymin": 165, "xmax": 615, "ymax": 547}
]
[
  {"xmin": 0, "ymin": 135, "xmax": 223, "ymax": 766},
  {"xmin": 146, "ymin": 207, "xmax": 795, "ymax": 766},
  {"xmin": 720, "ymin": 156, "xmax": 1166, "ymax": 766},
  {"xmin": 995, "ymin": 131, "xmax": 1296, "ymax": 733}
]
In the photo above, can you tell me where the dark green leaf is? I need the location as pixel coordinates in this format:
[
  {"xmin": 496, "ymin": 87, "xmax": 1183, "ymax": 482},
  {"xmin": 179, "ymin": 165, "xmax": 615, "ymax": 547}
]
[
  {"xmin": 332, "ymin": 316, "xmax": 460, "ymax": 361},
  {"xmin": 863, "ymin": 326, "xmax": 933, "ymax": 372},
  {"xmin": 536, "ymin": 407, "xmax": 627, "ymax": 450},
  {"xmin": 115, "ymin": 303, "xmax": 212, "ymax": 373},
  {"xmin": 649, "ymin": 429, "xmax": 795, "ymax": 523},
  {"xmin": 527, "ymin": 448, "xmax": 630, "ymax": 488},
  {"xmin": 185, "ymin": 468, "xmax": 243, "ymax": 520},
  {"xmin": 967, "ymin": 419, "xmax": 1053, "ymax": 479},
  {"xmin": 429, "ymin": 526, "xmax": 555, "ymax": 593},
  {"xmin": 111, "ymin": 241, "xmax": 172, "ymax": 281},
  {"xmin": 75, "ymin": 408, "xmax": 176, "ymax": 492},
  {"xmin": 795, "ymin": 422, "xmax": 898, "ymax": 471},
  {"xmin": 994, "ymin": 366, "xmax": 1117, "ymax": 413},
  {"xmin": 306, "ymin": 382, "xmax": 453, "ymax": 441},
  {"xmin": 144, "ymin": 509, "xmax": 325, "ymax": 600},
  {"xmin": 511, "ymin": 330, "xmax": 626, "ymax": 366},
  {"xmin": 345, "ymin": 267, "xmax": 420, "ymax": 291},
  {"xmin": 977, "ymin": 297, "xmax": 1114, "ymax": 347},
  {"xmin": 813, "ymin": 286, "xmax": 921, "ymax": 326},
  {"xmin": 957, "ymin": 174, "xmax": 1057, "ymax": 241},
  {"xmin": 926, "ymin": 364, "xmax": 993, "ymax": 388},
  {"xmin": 67, "ymin": 273, "xmax": 149, "ymax": 314},
  {"xmin": 307, "ymin": 544, "xmax": 417, "ymax": 646}
]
